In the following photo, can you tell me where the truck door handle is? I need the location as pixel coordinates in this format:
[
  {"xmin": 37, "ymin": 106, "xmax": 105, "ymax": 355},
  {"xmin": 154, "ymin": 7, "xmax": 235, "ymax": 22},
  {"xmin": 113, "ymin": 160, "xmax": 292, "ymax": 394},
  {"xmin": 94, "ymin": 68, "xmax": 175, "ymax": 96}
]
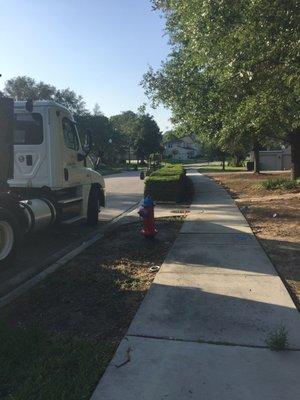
[
  {"xmin": 26, "ymin": 155, "xmax": 33, "ymax": 166},
  {"xmin": 64, "ymin": 168, "xmax": 69, "ymax": 181}
]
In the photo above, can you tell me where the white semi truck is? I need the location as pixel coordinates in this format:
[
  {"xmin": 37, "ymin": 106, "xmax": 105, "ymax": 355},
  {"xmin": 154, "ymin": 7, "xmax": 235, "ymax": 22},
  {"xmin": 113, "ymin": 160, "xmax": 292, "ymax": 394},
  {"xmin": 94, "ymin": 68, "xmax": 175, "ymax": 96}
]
[{"xmin": 0, "ymin": 97, "xmax": 105, "ymax": 265}]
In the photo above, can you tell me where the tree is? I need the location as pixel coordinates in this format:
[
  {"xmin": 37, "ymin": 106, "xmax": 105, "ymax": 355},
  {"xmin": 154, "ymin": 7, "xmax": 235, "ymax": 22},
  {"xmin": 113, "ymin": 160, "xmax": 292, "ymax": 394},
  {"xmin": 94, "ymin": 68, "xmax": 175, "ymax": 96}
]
[
  {"xmin": 110, "ymin": 111, "xmax": 139, "ymax": 142},
  {"xmin": 135, "ymin": 113, "xmax": 162, "ymax": 161},
  {"xmin": 93, "ymin": 103, "xmax": 103, "ymax": 116},
  {"xmin": 162, "ymin": 130, "xmax": 178, "ymax": 143},
  {"xmin": 110, "ymin": 111, "xmax": 140, "ymax": 163},
  {"xmin": 4, "ymin": 76, "xmax": 87, "ymax": 115},
  {"xmin": 75, "ymin": 114, "xmax": 127, "ymax": 164},
  {"xmin": 4, "ymin": 76, "xmax": 55, "ymax": 101},
  {"xmin": 145, "ymin": 0, "xmax": 300, "ymax": 178},
  {"xmin": 54, "ymin": 88, "xmax": 87, "ymax": 115},
  {"xmin": 110, "ymin": 110, "xmax": 163, "ymax": 162}
]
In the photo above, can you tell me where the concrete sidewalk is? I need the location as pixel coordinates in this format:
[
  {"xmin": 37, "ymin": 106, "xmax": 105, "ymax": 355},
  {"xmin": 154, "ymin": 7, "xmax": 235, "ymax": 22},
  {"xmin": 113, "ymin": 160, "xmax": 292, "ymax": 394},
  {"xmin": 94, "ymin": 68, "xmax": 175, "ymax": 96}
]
[{"xmin": 91, "ymin": 172, "xmax": 300, "ymax": 400}]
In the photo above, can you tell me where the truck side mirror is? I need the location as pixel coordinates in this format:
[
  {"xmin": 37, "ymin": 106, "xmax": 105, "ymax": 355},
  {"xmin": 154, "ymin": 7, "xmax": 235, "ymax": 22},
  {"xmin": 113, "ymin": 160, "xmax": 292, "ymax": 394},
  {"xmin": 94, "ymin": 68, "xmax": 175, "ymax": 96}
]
[
  {"xmin": 83, "ymin": 129, "xmax": 92, "ymax": 155},
  {"xmin": 95, "ymin": 149, "xmax": 102, "ymax": 170},
  {"xmin": 77, "ymin": 153, "xmax": 85, "ymax": 162}
]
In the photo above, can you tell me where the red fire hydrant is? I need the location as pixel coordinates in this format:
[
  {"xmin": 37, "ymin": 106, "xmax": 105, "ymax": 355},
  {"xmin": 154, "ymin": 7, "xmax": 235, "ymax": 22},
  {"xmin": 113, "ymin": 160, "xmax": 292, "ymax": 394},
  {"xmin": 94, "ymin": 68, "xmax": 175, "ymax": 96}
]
[{"xmin": 138, "ymin": 195, "xmax": 157, "ymax": 238}]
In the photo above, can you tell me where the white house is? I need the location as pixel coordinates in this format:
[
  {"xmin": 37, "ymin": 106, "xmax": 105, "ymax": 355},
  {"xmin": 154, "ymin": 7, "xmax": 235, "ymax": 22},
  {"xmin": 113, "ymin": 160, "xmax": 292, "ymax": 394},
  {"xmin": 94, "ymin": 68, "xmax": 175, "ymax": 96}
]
[{"xmin": 164, "ymin": 135, "xmax": 201, "ymax": 161}]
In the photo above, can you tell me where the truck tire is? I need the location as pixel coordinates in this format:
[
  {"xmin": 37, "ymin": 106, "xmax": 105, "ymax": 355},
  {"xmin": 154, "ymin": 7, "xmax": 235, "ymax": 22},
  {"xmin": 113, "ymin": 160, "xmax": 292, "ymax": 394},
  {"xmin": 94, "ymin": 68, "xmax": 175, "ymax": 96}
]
[
  {"xmin": 0, "ymin": 208, "xmax": 21, "ymax": 266},
  {"xmin": 87, "ymin": 186, "xmax": 100, "ymax": 226}
]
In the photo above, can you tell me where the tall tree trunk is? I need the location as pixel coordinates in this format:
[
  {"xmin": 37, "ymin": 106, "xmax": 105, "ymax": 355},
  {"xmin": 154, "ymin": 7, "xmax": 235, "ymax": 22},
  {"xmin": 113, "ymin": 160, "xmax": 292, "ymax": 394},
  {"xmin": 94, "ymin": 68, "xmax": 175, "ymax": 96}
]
[
  {"xmin": 222, "ymin": 155, "xmax": 225, "ymax": 171},
  {"xmin": 234, "ymin": 153, "xmax": 243, "ymax": 167},
  {"xmin": 290, "ymin": 131, "xmax": 300, "ymax": 180},
  {"xmin": 253, "ymin": 142, "xmax": 260, "ymax": 174}
]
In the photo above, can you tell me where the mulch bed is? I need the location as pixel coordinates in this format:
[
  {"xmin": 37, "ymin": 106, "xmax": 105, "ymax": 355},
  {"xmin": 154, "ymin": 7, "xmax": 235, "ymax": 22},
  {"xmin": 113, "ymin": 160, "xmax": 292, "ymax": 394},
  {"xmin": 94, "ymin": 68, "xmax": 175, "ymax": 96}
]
[{"xmin": 1, "ymin": 218, "xmax": 184, "ymax": 340}]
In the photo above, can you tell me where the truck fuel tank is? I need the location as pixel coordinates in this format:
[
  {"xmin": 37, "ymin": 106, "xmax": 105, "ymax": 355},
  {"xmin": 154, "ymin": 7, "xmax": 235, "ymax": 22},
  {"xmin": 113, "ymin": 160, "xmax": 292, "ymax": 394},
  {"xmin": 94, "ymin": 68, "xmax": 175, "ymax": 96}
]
[{"xmin": 20, "ymin": 198, "xmax": 56, "ymax": 233}]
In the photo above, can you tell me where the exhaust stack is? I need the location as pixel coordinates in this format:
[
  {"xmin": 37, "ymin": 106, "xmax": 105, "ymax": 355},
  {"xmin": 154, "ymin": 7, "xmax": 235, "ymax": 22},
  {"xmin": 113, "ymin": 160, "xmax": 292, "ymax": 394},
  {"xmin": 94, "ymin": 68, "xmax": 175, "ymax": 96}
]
[{"xmin": 0, "ymin": 97, "xmax": 14, "ymax": 189}]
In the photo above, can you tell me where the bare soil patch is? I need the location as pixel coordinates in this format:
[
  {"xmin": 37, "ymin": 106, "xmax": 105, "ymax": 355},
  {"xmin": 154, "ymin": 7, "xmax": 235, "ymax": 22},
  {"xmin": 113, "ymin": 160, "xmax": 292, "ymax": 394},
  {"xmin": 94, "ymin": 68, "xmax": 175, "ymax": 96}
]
[{"xmin": 206, "ymin": 172, "xmax": 300, "ymax": 309}]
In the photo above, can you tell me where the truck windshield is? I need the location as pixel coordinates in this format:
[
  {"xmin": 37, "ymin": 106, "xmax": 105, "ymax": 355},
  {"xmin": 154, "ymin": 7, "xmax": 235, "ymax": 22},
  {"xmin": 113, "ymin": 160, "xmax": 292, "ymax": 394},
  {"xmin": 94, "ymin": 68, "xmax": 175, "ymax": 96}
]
[{"xmin": 13, "ymin": 113, "xmax": 43, "ymax": 145}]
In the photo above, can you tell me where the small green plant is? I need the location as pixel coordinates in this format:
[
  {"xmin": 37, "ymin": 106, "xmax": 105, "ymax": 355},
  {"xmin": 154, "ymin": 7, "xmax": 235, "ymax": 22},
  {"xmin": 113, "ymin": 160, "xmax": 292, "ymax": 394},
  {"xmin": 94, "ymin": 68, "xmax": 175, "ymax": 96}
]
[
  {"xmin": 262, "ymin": 178, "xmax": 299, "ymax": 190},
  {"xmin": 266, "ymin": 325, "xmax": 288, "ymax": 351}
]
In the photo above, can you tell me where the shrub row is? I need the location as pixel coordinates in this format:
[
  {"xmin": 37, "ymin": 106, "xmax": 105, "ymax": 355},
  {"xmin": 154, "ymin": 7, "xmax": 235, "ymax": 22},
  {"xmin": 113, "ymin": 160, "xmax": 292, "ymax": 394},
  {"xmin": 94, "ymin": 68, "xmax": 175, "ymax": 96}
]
[
  {"xmin": 144, "ymin": 164, "xmax": 187, "ymax": 202},
  {"xmin": 150, "ymin": 164, "xmax": 184, "ymax": 177}
]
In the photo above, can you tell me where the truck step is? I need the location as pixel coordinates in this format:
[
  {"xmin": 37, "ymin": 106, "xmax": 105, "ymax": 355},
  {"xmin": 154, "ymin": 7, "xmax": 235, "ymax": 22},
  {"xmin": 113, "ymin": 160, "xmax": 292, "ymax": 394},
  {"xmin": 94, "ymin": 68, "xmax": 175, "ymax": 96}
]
[
  {"xmin": 61, "ymin": 215, "xmax": 85, "ymax": 225},
  {"xmin": 58, "ymin": 196, "xmax": 83, "ymax": 205}
]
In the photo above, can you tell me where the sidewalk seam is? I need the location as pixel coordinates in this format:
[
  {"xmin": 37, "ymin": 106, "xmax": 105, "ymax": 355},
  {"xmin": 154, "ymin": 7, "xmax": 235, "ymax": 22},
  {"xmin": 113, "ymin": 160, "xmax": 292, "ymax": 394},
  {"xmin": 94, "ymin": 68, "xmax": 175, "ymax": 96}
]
[{"xmin": 126, "ymin": 334, "xmax": 300, "ymax": 352}]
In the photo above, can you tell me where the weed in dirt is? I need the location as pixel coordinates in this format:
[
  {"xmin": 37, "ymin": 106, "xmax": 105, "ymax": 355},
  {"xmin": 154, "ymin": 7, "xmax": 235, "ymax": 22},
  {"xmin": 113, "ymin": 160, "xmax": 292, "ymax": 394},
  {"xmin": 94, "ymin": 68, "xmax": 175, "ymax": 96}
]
[
  {"xmin": 265, "ymin": 325, "xmax": 288, "ymax": 351},
  {"xmin": 262, "ymin": 178, "xmax": 299, "ymax": 190}
]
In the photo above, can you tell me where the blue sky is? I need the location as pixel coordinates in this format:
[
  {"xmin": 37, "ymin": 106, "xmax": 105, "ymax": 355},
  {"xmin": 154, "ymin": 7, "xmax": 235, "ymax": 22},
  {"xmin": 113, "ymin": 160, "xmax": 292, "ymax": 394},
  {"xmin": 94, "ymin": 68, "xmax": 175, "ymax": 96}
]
[{"xmin": 0, "ymin": 0, "xmax": 172, "ymax": 131}]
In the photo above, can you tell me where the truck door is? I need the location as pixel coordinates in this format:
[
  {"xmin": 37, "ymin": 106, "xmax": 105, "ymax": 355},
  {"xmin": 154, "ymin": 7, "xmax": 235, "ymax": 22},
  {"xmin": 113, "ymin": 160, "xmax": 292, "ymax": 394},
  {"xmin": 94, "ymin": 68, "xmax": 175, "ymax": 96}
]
[{"xmin": 61, "ymin": 116, "xmax": 87, "ymax": 186}]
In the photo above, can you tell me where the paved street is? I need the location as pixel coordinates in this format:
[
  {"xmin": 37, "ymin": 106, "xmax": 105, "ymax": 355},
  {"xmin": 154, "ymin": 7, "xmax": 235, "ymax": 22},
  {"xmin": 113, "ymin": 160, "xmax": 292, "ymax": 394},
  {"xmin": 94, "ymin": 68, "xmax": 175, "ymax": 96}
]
[
  {"xmin": 100, "ymin": 171, "xmax": 144, "ymax": 221},
  {"xmin": 0, "ymin": 171, "xmax": 144, "ymax": 297},
  {"xmin": 91, "ymin": 171, "xmax": 300, "ymax": 400}
]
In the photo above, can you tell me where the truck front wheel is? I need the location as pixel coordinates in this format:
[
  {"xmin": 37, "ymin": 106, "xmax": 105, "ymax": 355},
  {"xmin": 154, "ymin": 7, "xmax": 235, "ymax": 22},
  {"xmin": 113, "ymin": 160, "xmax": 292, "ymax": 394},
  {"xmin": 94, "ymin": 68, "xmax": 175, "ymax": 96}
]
[
  {"xmin": 87, "ymin": 186, "xmax": 100, "ymax": 226},
  {"xmin": 0, "ymin": 208, "xmax": 20, "ymax": 266}
]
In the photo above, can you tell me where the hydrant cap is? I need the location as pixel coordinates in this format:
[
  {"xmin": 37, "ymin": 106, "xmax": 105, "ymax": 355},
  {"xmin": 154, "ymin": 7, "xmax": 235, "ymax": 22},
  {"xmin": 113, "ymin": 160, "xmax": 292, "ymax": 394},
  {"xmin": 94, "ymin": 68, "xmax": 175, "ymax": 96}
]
[{"xmin": 143, "ymin": 195, "xmax": 154, "ymax": 206}]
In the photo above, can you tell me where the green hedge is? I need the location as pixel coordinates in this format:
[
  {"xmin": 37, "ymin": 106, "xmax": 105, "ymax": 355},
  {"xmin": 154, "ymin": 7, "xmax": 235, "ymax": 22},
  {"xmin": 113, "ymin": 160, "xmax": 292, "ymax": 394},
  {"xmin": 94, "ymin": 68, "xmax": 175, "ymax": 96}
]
[
  {"xmin": 150, "ymin": 164, "xmax": 184, "ymax": 177},
  {"xmin": 144, "ymin": 164, "xmax": 187, "ymax": 202}
]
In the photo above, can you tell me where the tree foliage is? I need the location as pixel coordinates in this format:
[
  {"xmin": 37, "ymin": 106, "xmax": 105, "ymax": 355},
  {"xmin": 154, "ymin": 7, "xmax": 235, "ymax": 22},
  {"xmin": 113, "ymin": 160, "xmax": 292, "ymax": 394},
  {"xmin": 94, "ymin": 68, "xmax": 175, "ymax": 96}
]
[
  {"xmin": 110, "ymin": 110, "xmax": 162, "ymax": 160},
  {"xmin": 4, "ymin": 76, "xmax": 87, "ymax": 115},
  {"xmin": 162, "ymin": 129, "xmax": 179, "ymax": 143},
  {"xmin": 110, "ymin": 111, "xmax": 139, "ymax": 145},
  {"xmin": 135, "ymin": 112, "xmax": 162, "ymax": 160},
  {"xmin": 144, "ymin": 0, "xmax": 300, "ymax": 177},
  {"xmin": 75, "ymin": 114, "xmax": 127, "ymax": 164}
]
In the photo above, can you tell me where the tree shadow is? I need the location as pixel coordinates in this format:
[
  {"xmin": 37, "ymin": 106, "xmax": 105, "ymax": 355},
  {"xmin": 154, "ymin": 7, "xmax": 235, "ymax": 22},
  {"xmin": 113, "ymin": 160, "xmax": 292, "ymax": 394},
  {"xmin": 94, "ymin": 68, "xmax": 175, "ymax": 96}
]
[{"xmin": 129, "ymin": 280, "xmax": 300, "ymax": 349}]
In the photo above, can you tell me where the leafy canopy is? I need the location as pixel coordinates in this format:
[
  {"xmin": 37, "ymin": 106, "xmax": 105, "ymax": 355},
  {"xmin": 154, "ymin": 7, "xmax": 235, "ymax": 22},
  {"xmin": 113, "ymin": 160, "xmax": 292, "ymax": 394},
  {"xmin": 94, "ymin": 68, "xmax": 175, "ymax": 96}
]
[
  {"xmin": 4, "ymin": 76, "xmax": 87, "ymax": 115},
  {"xmin": 144, "ymin": 0, "xmax": 300, "ymax": 158}
]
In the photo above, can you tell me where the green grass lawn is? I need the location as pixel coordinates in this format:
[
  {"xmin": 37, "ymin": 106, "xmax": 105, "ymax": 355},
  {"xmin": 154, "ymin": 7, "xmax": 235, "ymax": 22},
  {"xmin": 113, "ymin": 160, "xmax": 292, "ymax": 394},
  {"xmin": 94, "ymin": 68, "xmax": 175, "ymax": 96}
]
[
  {"xmin": 198, "ymin": 164, "xmax": 247, "ymax": 173},
  {"xmin": 0, "ymin": 322, "xmax": 115, "ymax": 400},
  {"xmin": 162, "ymin": 158, "xmax": 204, "ymax": 165}
]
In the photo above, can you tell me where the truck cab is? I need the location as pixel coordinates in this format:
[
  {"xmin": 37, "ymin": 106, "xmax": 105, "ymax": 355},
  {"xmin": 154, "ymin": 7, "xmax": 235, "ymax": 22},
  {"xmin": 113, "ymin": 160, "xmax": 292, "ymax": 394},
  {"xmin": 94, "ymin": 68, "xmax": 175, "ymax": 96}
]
[{"xmin": 0, "ymin": 98, "xmax": 105, "ymax": 265}]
